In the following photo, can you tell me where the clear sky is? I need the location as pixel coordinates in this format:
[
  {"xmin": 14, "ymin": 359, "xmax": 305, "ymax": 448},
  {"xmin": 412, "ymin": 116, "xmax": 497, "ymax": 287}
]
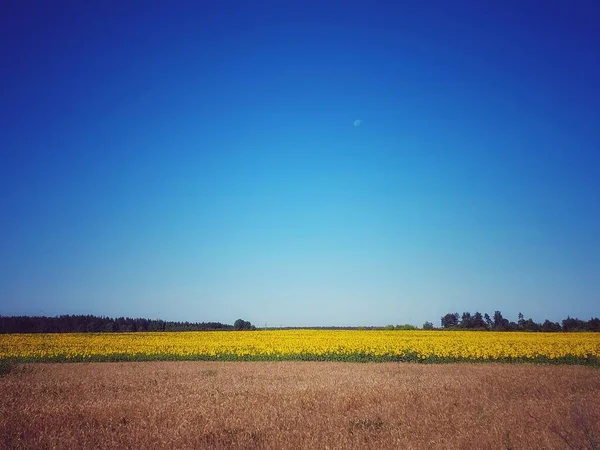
[{"xmin": 1, "ymin": 1, "xmax": 599, "ymax": 327}]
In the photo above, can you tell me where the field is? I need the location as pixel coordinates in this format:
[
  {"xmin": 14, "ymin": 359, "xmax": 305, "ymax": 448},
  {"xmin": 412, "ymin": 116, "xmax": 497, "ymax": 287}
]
[
  {"xmin": 1, "ymin": 361, "xmax": 599, "ymax": 449},
  {"xmin": 2, "ymin": 331, "xmax": 599, "ymax": 449},
  {"xmin": 1, "ymin": 330, "xmax": 599, "ymax": 363}
]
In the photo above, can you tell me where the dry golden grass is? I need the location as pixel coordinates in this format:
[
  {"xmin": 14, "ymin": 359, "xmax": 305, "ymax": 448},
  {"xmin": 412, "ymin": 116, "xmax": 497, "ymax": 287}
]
[{"xmin": 1, "ymin": 362, "xmax": 599, "ymax": 449}]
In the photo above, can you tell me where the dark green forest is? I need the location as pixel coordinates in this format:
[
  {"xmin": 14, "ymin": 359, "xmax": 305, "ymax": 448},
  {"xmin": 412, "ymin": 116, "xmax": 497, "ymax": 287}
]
[
  {"xmin": 1, "ymin": 312, "xmax": 598, "ymax": 333},
  {"xmin": 0, "ymin": 315, "xmax": 256, "ymax": 333},
  {"xmin": 435, "ymin": 311, "xmax": 600, "ymax": 332}
]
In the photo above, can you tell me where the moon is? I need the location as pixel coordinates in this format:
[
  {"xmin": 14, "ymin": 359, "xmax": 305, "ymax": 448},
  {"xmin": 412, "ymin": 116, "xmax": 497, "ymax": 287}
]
[{"xmin": 353, "ymin": 119, "xmax": 362, "ymax": 127}]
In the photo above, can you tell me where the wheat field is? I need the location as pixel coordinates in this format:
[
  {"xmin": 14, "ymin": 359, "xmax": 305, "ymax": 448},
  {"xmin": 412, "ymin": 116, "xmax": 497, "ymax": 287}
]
[{"xmin": 1, "ymin": 361, "xmax": 599, "ymax": 449}]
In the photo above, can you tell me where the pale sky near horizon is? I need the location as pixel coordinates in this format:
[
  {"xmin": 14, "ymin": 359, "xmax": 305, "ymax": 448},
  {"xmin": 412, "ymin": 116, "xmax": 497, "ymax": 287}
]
[{"xmin": 1, "ymin": 1, "xmax": 599, "ymax": 326}]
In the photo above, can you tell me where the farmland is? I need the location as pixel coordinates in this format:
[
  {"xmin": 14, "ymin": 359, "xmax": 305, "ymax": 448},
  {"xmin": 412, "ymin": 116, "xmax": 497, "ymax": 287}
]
[
  {"xmin": 2, "ymin": 331, "xmax": 599, "ymax": 448},
  {"xmin": 1, "ymin": 361, "xmax": 599, "ymax": 449},
  {"xmin": 1, "ymin": 330, "xmax": 599, "ymax": 364}
]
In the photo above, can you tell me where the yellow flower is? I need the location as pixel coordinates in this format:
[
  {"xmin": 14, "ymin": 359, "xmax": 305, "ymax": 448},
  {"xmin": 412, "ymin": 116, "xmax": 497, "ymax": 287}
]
[{"xmin": 0, "ymin": 330, "xmax": 598, "ymax": 362}]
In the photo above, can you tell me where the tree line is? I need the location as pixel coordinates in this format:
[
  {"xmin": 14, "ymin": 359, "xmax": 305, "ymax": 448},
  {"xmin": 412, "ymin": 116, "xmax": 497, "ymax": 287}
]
[
  {"xmin": 430, "ymin": 311, "xmax": 600, "ymax": 331},
  {"xmin": 2, "ymin": 313, "xmax": 597, "ymax": 333},
  {"xmin": 0, "ymin": 315, "xmax": 255, "ymax": 333}
]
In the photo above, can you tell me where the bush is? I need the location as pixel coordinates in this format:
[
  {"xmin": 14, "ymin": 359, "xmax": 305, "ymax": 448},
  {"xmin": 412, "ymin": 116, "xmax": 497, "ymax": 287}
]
[
  {"xmin": 234, "ymin": 319, "xmax": 255, "ymax": 330},
  {"xmin": 0, "ymin": 359, "xmax": 17, "ymax": 377}
]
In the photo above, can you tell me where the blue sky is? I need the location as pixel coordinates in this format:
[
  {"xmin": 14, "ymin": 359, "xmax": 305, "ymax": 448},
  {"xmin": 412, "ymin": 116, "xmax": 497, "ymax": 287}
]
[{"xmin": 1, "ymin": 1, "xmax": 599, "ymax": 327}]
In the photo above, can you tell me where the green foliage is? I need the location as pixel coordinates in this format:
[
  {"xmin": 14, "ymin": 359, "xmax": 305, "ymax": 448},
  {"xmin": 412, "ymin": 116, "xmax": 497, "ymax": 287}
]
[
  {"xmin": 0, "ymin": 315, "xmax": 234, "ymax": 333},
  {"xmin": 234, "ymin": 319, "xmax": 255, "ymax": 330},
  {"xmin": 2, "ymin": 313, "xmax": 599, "ymax": 334},
  {"xmin": 422, "ymin": 321, "xmax": 434, "ymax": 330},
  {"xmin": 6, "ymin": 352, "xmax": 599, "ymax": 366},
  {"xmin": 439, "ymin": 311, "xmax": 600, "ymax": 332},
  {"xmin": 493, "ymin": 311, "xmax": 509, "ymax": 330},
  {"xmin": 0, "ymin": 359, "xmax": 33, "ymax": 377},
  {"xmin": 562, "ymin": 316, "xmax": 589, "ymax": 331},
  {"xmin": 441, "ymin": 313, "xmax": 459, "ymax": 329},
  {"xmin": 542, "ymin": 320, "xmax": 562, "ymax": 332},
  {"xmin": 0, "ymin": 359, "xmax": 18, "ymax": 377}
]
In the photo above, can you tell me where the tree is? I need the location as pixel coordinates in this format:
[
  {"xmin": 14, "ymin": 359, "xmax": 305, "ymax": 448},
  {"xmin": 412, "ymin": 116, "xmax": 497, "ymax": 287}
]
[
  {"xmin": 460, "ymin": 312, "xmax": 473, "ymax": 328},
  {"xmin": 484, "ymin": 313, "xmax": 492, "ymax": 328},
  {"xmin": 562, "ymin": 317, "xmax": 586, "ymax": 332},
  {"xmin": 522, "ymin": 318, "xmax": 540, "ymax": 332},
  {"xmin": 541, "ymin": 320, "xmax": 561, "ymax": 332},
  {"xmin": 505, "ymin": 321, "xmax": 520, "ymax": 331},
  {"xmin": 518, "ymin": 312, "xmax": 524, "ymax": 330},
  {"xmin": 587, "ymin": 318, "xmax": 600, "ymax": 332},
  {"xmin": 234, "ymin": 319, "xmax": 255, "ymax": 330},
  {"xmin": 493, "ymin": 311, "xmax": 509, "ymax": 330},
  {"xmin": 472, "ymin": 312, "xmax": 487, "ymax": 329},
  {"xmin": 441, "ymin": 313, "xmax": 459, "ymax": 329},
  {"xmin": 422, "ymin": 321, "xmax": 434, "ymax": 330}
]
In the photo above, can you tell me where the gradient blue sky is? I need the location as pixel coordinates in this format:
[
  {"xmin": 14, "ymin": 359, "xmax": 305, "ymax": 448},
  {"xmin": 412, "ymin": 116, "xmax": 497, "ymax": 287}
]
[{"xmin": 1, "ymin": 1, "xmax": 599, "ymax": 327}]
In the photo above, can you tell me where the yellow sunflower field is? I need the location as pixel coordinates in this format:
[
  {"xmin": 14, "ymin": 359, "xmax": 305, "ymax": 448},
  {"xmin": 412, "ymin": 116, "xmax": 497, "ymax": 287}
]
[{"xmin": 1, "ymin": 330, "xmax": 599, "ymax": 364}]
